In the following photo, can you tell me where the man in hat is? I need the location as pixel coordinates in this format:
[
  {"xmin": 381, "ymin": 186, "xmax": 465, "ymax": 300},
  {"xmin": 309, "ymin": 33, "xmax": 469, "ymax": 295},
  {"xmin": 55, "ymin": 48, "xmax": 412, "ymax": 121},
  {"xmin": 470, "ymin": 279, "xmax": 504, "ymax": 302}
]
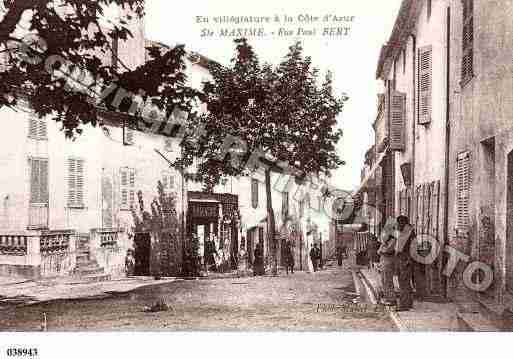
[{"xmin": 395, "ymin": 215, "xmax": 416, "ymax": 311}]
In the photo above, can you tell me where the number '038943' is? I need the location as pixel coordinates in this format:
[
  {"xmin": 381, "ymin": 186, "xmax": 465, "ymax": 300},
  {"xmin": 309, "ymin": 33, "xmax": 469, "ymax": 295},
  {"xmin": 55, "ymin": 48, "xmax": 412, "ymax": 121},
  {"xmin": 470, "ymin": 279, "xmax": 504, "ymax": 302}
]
[{"xmin": 6, "ymin": 348, "xmax": 38, "ymax": 357}]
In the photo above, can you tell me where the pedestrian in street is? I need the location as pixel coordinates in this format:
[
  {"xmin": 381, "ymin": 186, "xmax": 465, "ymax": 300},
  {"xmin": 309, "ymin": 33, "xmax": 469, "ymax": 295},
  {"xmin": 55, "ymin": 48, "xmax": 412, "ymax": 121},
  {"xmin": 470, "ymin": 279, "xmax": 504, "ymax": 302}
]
[
  {"xmin": 238, "ymin": 243, "xmax": 248, "ymax": 277},
  {"xmin": 310, "ymin": 243, "xmax": 320, "ymax": 272},
  {"xmin": 336, "ymin": 245, "xmax": 344, "ymax": 266},
  {"xmin": 377, "ymin": 233, "xmax": 396, "ymax": 306},
  {"xmin": 367, "ymin": 233, "xmax": 379, "ymax": 270},
  {"xmin": 125, "ymin": 249, "xmax": 135, "ymax": 277},
  {"xmin": 395, "ymin": 215, "xmax": 415, "ymax": 311},
  {"xmin": 284, "ymin": 240, "xmax": 294, "ymax": 275},
  {"xmin": 253, "ymin": 243, "xmax": 265, "ymax": 276}
]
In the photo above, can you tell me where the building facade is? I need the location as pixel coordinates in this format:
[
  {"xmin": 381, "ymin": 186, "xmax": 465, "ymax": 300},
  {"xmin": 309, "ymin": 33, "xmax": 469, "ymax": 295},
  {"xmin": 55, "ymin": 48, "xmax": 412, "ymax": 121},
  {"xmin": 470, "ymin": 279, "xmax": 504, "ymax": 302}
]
[
  {"xmin": 0, "ymin": 5, "xmax": 211, "ymax": 279},
  {"xmin": 358, "ymin": 0, "xmax": 513, "ymax": 306}
]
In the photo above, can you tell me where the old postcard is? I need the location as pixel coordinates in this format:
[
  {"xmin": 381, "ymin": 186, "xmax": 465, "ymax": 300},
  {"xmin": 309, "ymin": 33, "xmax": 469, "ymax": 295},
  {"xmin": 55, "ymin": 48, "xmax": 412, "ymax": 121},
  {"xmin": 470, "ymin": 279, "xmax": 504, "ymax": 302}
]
[{"xmin": 0, "ymin": 0, "xmax": 512, "ymax": 353}]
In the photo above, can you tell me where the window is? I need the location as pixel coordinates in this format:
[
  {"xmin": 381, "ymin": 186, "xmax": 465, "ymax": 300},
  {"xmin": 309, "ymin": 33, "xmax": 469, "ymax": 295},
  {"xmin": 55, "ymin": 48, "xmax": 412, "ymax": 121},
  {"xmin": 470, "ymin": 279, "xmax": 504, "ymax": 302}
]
[
  {"xmin": 162, "ymin": 171, "xmax": 175, "ymax": 191},
  {"xmin": 461, "ymin": 0, "xmax": 474, "ymax": 86},
  {"xmin": 251, "ymin": 178, "xmax": 259, "ymax": 209},
  {"xmin": 427, "ymin": 0, "xmax": 432, "ymax": 20},
  {"xmin": 120, "ymin": 167, "xmax": 136, "ymax": 210},
  {"xmin": 389, "ymin": 91, "xmax": 406, "ymax": 151},
  {"xmin": 456, "ymin": 151, "xmax": 471, "ymax": 235},
  {"xmin": 124, "ymin": 127, "xmax": 134, "ymax": 145},
  {"xmin": 28, "ymin": 117, "xmax": 47, "ymax": 140},
  {"xmin": 28, "ymin": 158, "xmax": 49, "ymax": 229},
  {"xmin": 164, "ymin": 138, "xmax": 173, "ymax": 152},
  {"xmin": 418, "ymin": 45, "xmax": 432, "ymax": 125},
  {"xmin": 67, "ymin": 158, "xmax": 85, "ymax": 208}
]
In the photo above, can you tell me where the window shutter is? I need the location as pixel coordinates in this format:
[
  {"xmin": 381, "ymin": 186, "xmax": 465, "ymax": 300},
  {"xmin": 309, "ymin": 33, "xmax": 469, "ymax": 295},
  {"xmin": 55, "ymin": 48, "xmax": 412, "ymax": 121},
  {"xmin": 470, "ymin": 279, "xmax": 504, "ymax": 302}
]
[
  {"xmin": 124, "ymin": 128, "xmax": 134, "ymax": 145},
  {"xmin": 39, "ymin": 160, "xmax": 49, "ymax": 204},
  {"xmin": 418, "ymin": 45, "xmax": 432, "ymax": 125},
  {"xmin": 456, "ymin": 152, "xmax": 471, "ymax": 235},
  {"xmin": 120, "ymin": 168, "xmax": 135, "ymax": 210},
  {"xmin": 68, "ymin": 159, "xmax": 76, "ymax": 207},
  {"xmin": 28, "ymin": 118, "xmax": 47, "ymax": 140},
  {"xmin": 390, "ymin": 91, "xmax": 406, "ymax": 151},
  {"xmin": 68, "ymin": 159, "xmax": 84, "ymax": 208},
  {"xmin": 38, "ymin": 119, "xmax": 47, "ymax": 139},
  {"xmin": 29, "ymin": 118, "xmax": 38, "ymax": 139},
  {"xmin": 461, "ymin": 0, "xmax": 474, "ymax": 85},
  {"xmin": 30, "ymin": 159, "xmax": 48, "ymax": 204},
  {"xmin": 120, "ymin": 168, "xmax": 128, "ymax": 209},
  {"xmin": 76, "ymin": 159, "xmax": 84, "ymax": 206},
  {"xmin": 129, "ymin": 169, "xmax": 135, "ymax": 209},
  {"xmin": 30, "ymin": 159, "xmax": 40, "ymax": 204},
  {"xmin": 251, "ymin": 179, "xmax": 259, "ymax": 209}
]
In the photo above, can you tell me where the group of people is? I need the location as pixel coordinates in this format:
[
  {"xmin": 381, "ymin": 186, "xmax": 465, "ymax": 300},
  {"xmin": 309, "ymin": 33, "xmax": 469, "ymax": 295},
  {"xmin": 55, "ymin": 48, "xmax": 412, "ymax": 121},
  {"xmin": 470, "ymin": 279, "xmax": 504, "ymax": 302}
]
[
  {"xmin": 376, "ymin": 215, "xmax": 417, "ymax": 311},
  {"xmin": 236, "ymin": 239, "xmax": 323, "ymax": 276}
]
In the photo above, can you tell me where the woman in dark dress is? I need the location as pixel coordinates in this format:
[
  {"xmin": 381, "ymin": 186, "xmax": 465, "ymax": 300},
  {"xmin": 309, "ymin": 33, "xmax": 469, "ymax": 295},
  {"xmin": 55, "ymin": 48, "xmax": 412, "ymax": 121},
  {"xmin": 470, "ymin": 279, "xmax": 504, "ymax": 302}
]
[{"xmin": 253, "ymin": 244, "xmax": 264, "ymax": 276}]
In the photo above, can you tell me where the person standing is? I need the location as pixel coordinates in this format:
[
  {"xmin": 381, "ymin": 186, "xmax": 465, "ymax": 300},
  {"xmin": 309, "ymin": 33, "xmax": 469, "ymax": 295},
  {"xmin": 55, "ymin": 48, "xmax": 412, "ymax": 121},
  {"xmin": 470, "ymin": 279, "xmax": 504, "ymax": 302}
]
[
  {"xmin": 238, "ymin": 243, "xmax": 248, "ymax": 277},
  {"xmin": 310, "ymin": 243, "xmax": 320, "ymax": 272},
  {"xmin": 367, "ymin": 233, "xmax": 379, "ymax": 270},
  {"xmin": 395, "ymin": 215, "xmax": 415, "ymax": 311},
  {"xmin": 336, "ymin": 245, "xmax": 344, "ymax": 266},
  {"xmin": 253, "ymin": 243, "xmax": 264, "ymax": 276},
  {"xmin": 284, "ymin": 240, "xmax": 294, "ymax": 275},
  {"xmin": 377, "ymin": 233, "xmax": 396, "ymax": 306}
]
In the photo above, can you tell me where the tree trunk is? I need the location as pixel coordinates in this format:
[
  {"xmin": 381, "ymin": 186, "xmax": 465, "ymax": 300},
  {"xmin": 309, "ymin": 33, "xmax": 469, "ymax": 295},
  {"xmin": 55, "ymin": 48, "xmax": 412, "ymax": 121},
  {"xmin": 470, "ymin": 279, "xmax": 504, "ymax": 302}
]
[{"xmin": 265, "ymin": 168, "xmax": 278, "ymax": 275}]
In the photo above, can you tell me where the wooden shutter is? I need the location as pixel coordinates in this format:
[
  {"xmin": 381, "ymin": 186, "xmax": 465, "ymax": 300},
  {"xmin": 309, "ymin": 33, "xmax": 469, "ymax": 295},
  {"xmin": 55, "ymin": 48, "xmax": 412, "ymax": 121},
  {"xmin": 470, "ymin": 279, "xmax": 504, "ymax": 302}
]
[
  {"xmin": 124, "ymin": 128, "xmax": 134, "ymax": 145},
  {"xmin": 120, "ymin": 168, "xmax": 135, "ymax": 210},
  {"xmin": 251, "ymin": 179, "xmax": 259, "ymax": 209},
  {"xmin": 68, "ymin": 158, "xmax": 84, "ymax": 208},
  {"xmin": 120, "ymin": 168, "xmax": 128, "ymax": 209},
  {"xmin": 390, "ymin": 91, "xmax": 406, "ymax": 151},
  {"xmin": 461, "ymin": 0, "xmax": 474, "ymax": 85},
  {"xmin": 456, "ymin": 152, "xmax": 471, "ymax": 235},
  {"xmin": 30, "ymin": 158, "xmax": 49, "ymax": 204},
  {"xmin": 28, "ymin": 118, "xmax": 47, "ymax": 140},
  {"xmin": 129, "ymin": 169, "xmax": 135, "ymax": 208},
  {"xmin": 418, "ymin": 45, "xmax": 432, "ymax": 124}
]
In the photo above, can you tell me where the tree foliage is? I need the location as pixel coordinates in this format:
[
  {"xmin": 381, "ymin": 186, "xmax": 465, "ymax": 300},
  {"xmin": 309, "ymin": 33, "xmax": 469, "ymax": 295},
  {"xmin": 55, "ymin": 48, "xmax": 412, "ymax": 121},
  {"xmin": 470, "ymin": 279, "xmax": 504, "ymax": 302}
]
[
  {"xmin": 181, "ymin": 38, "xmax": 348, "ymax": 273},
  {"xmin": 0, "ymin": 0, "xmax": 201, "ymax": 139}
]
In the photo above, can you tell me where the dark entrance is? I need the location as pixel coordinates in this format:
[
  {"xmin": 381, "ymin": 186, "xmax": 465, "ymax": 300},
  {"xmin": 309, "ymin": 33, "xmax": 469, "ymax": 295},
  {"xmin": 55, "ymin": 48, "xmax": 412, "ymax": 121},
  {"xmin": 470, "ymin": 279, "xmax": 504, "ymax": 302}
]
[{"xmin": 134, "ymin": 232, "xmax": 151, "ymax": 276}]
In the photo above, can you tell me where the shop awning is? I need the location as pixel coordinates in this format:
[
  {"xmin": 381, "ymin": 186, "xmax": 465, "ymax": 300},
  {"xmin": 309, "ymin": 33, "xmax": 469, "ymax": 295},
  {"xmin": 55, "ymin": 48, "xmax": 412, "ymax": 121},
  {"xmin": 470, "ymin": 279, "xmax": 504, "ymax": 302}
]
[{"xmin": 353, "ymin": 146, "xmax": 389, "ymax": 195}]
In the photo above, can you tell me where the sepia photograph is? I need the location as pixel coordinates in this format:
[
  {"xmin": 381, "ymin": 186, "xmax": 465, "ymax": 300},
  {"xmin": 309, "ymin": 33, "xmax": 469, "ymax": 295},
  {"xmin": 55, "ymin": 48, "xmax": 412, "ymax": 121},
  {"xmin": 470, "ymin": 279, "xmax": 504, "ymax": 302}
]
[{"xmin": 0, "ymin": 0, "xmax": 511, "ymax": 352}]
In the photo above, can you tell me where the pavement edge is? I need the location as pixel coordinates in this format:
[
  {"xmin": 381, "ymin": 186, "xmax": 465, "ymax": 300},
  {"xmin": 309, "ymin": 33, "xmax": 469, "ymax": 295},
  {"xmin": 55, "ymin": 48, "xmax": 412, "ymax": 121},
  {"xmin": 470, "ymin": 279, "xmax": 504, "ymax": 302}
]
[{"xmin": 356, "ymin": 268, "xmax": 407, "ymax": 332}]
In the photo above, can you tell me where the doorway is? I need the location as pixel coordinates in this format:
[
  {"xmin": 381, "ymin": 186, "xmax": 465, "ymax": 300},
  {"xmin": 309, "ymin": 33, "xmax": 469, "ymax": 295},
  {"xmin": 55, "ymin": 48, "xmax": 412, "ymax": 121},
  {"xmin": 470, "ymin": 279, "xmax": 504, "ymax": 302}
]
[{"xmin": 134, "ymin": 232, "xmax": 151, "ymax": 276}]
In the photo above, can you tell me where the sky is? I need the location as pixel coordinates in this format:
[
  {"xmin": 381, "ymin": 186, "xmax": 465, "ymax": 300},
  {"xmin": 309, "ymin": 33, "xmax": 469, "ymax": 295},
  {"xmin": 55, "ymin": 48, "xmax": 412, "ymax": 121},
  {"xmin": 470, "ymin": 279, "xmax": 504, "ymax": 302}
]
[{"xmin": 145, "ymin": 0, "xmax": 402, "ymax": 192}]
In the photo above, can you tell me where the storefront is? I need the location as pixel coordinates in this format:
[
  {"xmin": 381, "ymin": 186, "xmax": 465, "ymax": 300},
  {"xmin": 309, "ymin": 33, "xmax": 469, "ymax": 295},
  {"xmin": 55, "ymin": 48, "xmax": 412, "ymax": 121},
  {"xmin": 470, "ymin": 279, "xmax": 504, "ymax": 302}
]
[{"xmin": 187, "ymin": 191, "xmax": 240, "ymax": 269}]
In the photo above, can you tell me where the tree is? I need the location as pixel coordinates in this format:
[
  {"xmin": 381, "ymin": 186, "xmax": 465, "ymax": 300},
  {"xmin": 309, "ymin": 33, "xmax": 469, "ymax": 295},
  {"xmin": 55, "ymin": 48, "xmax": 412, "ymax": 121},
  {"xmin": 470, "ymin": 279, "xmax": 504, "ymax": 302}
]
[
  {"xmin": 0, "ymin": 0, "xmax": 201, "ymax": 139},
  {"xmin": 131, "ymin": 181, "xmax": 182, "ymax": 277},
  {"xmin": 180, "ymin": 39, "xmax": 347, "ymax": 274}
]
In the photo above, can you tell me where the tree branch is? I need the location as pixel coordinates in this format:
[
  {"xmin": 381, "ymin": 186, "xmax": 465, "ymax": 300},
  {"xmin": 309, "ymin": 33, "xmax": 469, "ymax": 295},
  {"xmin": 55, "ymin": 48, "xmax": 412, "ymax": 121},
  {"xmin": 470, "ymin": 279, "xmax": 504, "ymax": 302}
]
[{"xmin": 0, "ymin": 0, "xmax": 38, "ymax": 43}]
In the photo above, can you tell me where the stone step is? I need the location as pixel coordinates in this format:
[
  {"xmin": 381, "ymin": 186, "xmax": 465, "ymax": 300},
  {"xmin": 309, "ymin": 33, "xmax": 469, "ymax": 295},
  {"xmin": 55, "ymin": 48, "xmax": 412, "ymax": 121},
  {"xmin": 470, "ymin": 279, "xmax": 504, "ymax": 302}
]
[
  {"xmin": 80, "ymin": 273, "xmax": 111, "ymax": 283},
  {"xmin": 75, "ymin": 266, "xmax": 105, "ymax": 276}
]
